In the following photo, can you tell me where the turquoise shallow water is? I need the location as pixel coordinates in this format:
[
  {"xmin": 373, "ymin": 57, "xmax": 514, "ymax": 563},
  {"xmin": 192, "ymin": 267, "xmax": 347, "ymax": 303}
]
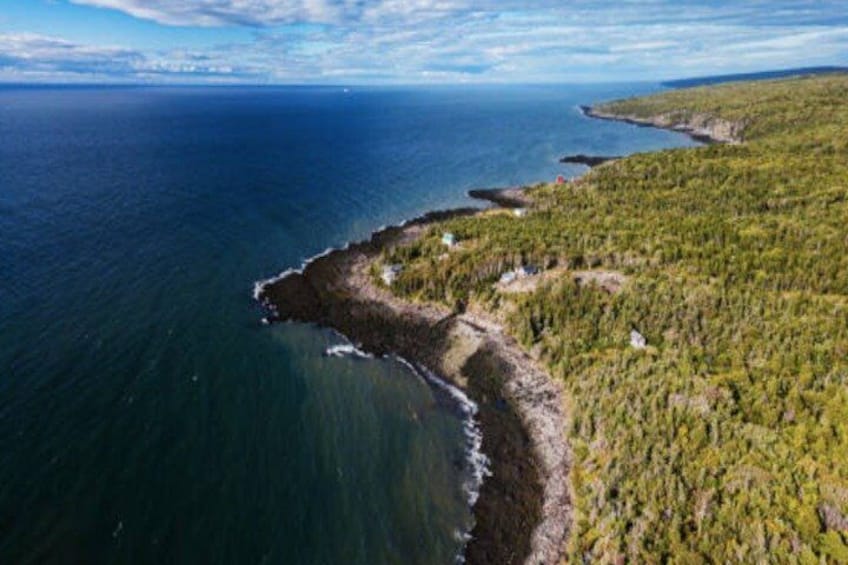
[{"xmin": 0, "ymin": 84, "xmax": 696, "ymax": 563}]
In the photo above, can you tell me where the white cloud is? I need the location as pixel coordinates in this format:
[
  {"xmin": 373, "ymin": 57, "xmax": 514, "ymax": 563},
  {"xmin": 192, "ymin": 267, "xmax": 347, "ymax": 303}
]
[
  {"xmin": 0, "ymin": 33, "xmax": 142, "ymax": 74},
  {"xmin": 0, "ymin": 32, "xmax": 261, "ymax": 82},
  {"xmin": 3, "ymin": 2, "xmax": 848, "ymax": 83},
  {"xmin": 69, "ymin": 0, "xmax": 472, "ymax": 26},
  {"xmin": 70, "ymin": 0, "xmax": 330, "ymax": 26}
]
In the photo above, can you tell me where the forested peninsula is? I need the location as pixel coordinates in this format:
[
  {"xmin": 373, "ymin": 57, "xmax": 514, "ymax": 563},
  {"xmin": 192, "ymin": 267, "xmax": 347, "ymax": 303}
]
[{"xmin": 261, "ymin": 75, "xmax": 848, "ymax": 563}]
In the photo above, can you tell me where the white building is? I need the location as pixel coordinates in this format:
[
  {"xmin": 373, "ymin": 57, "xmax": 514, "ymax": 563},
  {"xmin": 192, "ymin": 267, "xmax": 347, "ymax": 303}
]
[
  {"xmin": 630, "ymin": 329, "xmax": 647, "ymax": 349},
  {"xmin": 441, "ymin": 232, "xmax": 457, "ymax": 247},
  {"xmin": 499, "ymin": 271, "xmax": 517, "ymax": 284},
  {"xmin": 381, "ymin": 264, "xmax": 403, "ymax": 286}
]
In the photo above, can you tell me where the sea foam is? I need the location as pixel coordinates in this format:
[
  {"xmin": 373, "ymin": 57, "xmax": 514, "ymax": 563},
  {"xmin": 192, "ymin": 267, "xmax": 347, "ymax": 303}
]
[
  {"xmin": 324, "ymin": 342, "xmax": 374, "ymax": 359},
  {"xmin": 395, "ymin": 357, "xmax": 492, "ymax": 508},
  {"xmin": 252, "ymin": 245, "xmax": 343, "ymax": 302}
]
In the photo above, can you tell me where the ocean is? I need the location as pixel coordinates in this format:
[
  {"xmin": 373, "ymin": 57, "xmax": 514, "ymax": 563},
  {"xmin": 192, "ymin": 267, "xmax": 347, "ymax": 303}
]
[{"xmin": 0, "ymin": 83, "xmax": 696, "ymax": 563}]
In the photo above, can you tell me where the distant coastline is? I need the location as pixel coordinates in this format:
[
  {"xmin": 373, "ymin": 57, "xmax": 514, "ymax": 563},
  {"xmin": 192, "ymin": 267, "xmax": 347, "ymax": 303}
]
[
  {"xmin": 661, "ymin": 65, "xmax": 848, "ymax": 88},
  {"xmin": 580, "ymin": 104, "xmax": 743, "ymax": 144}
]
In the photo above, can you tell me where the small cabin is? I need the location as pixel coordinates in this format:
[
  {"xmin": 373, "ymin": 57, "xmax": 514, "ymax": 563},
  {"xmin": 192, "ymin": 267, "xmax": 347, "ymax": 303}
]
[
  {"xmin": 441, "ymin": 232, "xmax": 457, "ymax": 247},
  {"xmin": 518, "ymin": 264, "xmax": 539, "ymax": 278},
  {"xmin": 381, "ymin": 264, "xmax": 403, "ymax": 286},
  {"xmin": 513, "ymin": 208, "xmax": 528, "ymax": 217},
  {"xmin": 630, "ymin": 329, "xmax": 647, "ymax": 349},
  {"xmin": 555, "ymin": 175, "xmax": 566, "ymax": 185},
  {"xmin": 499, "ymin": 271, "xmax": 517, "ymax": 284}
]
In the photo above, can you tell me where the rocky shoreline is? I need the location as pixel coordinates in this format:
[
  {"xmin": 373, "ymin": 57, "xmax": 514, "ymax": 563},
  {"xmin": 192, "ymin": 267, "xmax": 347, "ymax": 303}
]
[
  {"xmin": 255, "ymin": 190, "xmax": 570, "ymax": 565},
  {"xmin": 580, "ymin": 104, "xmax": 744, "ymax": 144},
  {"xmin": 467, "ymin": 187, "xmax": 534, "ymax": 209},
  {"xmin": 559, "ymin": 153, "xmax": 619, "ymax": 167}
]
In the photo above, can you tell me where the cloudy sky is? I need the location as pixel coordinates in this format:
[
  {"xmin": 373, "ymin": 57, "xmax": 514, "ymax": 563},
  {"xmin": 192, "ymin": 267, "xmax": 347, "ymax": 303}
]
[{"xmin": 0, "ymin": 0, "xmax": 846, "ymax": 84}]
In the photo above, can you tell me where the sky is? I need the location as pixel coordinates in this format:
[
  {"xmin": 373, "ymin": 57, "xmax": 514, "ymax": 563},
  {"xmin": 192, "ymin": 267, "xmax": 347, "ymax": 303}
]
[{"xmin": 0, "ymin": 1, "xmax": 846, "ymax": 84}]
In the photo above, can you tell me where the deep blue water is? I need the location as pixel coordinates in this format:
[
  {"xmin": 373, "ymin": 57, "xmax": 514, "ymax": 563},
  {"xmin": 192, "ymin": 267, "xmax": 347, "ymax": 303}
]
[{"xmin": 0, "ymin": 84, "xmax": 696, "ymax": 563}]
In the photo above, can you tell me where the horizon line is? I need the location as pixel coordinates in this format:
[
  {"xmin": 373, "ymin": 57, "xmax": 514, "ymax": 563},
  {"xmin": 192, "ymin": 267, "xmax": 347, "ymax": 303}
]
[{"xmin": 2, "ymin": 66, "xmax": 845, "ymax": 89}]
